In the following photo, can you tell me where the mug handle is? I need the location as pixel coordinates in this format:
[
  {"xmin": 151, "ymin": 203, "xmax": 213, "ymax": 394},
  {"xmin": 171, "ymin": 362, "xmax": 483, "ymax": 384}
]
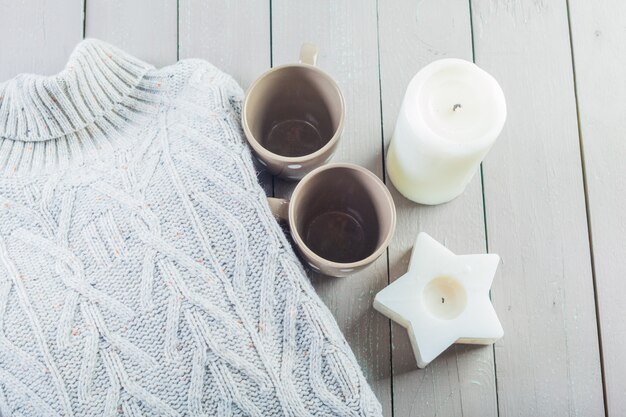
[
  {"xmin": 267, "ymin": 197, "xmax": 289, "ymax": 221},
  {"xmin": 299, "ymin": 43, "xmax": 319, "ymax": 66}
]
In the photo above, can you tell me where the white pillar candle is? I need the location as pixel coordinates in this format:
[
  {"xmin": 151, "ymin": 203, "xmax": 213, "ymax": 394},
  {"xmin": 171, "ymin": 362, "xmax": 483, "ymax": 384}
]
[
  {"xmin": 373, "ymin": 233, "xmax": 503, "ymax": 368},
  {"xmin": 387, "ymin": 59, "xmax": 506, "ymax": 205}
]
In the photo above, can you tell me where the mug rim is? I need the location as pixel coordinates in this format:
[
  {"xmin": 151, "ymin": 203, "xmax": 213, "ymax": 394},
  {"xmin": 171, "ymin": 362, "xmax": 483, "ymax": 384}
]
[
  {"xmin": 242, "ymin": 63, "xmax": 346, "ymax": 163},
  {"xmin": 288, "ymin": 162, "xmax": 397, "ymax": 270}
]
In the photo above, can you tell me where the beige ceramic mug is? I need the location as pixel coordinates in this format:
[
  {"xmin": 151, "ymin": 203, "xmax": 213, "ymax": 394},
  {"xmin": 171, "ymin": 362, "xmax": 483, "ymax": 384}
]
[
  {"xmin": 243, "ymin": 43, "xmax": 345, "ymax": 180},
  {"xmin": 268, "ymin": 163, "xmax": 396, "ymax": 277}
]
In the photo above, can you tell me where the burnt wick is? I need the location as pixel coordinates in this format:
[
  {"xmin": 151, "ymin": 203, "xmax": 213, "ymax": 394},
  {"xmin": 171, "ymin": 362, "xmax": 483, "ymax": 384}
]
[{"xmin": 452, "ymin": 104, "xmax": 462, "ymax": 112}]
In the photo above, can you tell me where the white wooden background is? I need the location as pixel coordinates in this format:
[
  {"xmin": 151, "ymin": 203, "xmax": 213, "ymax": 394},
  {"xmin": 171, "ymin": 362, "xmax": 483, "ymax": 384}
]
[{"xmin": 0, "ymin": 0, "xmax": 622, "ymax": 416}]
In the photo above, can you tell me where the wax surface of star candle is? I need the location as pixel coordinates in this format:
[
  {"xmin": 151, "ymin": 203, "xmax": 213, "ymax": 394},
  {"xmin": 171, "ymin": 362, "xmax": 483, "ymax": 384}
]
[
  {"xmin": 373, "ymin": 232, "xmax": 503, "ymax": 368},
  {"xmin": 386, "ymin": 59, "xmax": 506, "ymax": 205}
]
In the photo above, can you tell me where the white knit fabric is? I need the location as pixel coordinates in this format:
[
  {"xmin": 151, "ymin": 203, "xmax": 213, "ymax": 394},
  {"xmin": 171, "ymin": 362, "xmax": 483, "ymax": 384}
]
[{"xmin": 0, "ymin": 39, "xmax": 382, "ymax": 417}]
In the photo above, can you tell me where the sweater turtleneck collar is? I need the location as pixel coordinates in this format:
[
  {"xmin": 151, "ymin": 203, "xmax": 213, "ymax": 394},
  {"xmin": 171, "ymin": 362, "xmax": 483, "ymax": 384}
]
[
  {"xmin": 0, "ymin": 39, "xmax": 166, "ymax": 176},
  {"xmin": 0, "ymin": 39, "xmax": 154, "ymax": 142}
]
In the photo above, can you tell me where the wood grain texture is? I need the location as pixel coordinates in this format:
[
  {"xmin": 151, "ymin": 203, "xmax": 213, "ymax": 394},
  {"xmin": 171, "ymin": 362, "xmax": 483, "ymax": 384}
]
[
  {"xmin": 85, "ymin": 0, "xmax": 178, "ymax": 66},
  {"xmin": 471, "ymin": 0, "xmax": 605, "ymax": 415},
  {"xmin": 0, "ymin": 0, "xmax": 83, "ymax": 80},
  {"xmin": 568, "ymin": 0, "xmax": 626, "ymax": 414},
  {"xmin": 271, "ymin": 0, "xmax": 391, "ymax": 414},
  {"xmin": 179, "ymin": 0, "xmax": 273, "ymax": 195},
  {"xmin": 378, "ymin": 1, "xmax": 497, "ymax": 416},
  {"xmin": 179, "ymin": 0, "xmax": 271, "ymax": 90}
]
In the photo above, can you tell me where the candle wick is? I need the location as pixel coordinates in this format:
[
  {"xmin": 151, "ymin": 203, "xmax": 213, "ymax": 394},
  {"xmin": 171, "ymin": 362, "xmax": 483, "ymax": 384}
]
[
  {"xmin": 452, "ymin": 104, "xmax": 462, "ymax": 112},
  {"xmin": 441, "ymin": 297, "xmax": 445, "ymax": 304}
]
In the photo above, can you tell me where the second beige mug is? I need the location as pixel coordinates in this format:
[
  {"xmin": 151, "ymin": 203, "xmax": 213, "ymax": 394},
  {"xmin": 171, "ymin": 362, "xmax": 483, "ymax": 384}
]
[
  {"xmin": 268, "ymin": 163, "xmax": 396, "ymax": 277},
  {"xmin": 243, "ymin": 43, "xmax": 345, "ymax": 180}
]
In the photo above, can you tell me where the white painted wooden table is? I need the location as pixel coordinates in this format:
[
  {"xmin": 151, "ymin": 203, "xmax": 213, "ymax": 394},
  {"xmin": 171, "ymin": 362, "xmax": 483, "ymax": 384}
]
[{"xmin": 0, "ymin": 1, "xmax": 622, "ymax": 416}]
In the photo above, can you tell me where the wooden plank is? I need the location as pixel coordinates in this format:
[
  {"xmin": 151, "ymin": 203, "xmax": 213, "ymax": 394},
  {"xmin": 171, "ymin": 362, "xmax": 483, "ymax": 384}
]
[
  {"xmin": 471, "ymin": 1, "xmax": 605, "ymax": 415},
  {"xmin": 378, "ymin": 1, "xmax": 497, "ymax": 416},
  {"xmin": 0, "ymin": 0, "xmax": 83, "ymax": 80},
  {"xmin": 271, "ymin": 1, "xmax": 391, "ymax": 414},
  {"xmin": 179, "ymin": 0, "xmax": 271, "ymax": 91},
  {"xmin": 568, "ymin": 0, "xmax": 626, "ymax": 414},
  {"xmin": 178, "ymin": 0, "xmax": 272, "ymax": 195},
  {"xmin": 85, "ymin": 0, "xmax": 178, "ymax": 66}
]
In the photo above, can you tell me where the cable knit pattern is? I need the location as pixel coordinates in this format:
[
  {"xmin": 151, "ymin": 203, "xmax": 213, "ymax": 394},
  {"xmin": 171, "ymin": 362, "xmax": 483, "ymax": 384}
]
[{"xmin": 0, "ymin": 40, "xmax": 382, "ymax": 416}]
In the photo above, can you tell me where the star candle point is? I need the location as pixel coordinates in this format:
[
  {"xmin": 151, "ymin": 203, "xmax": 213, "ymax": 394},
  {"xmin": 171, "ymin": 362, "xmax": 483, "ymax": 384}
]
[{"xmin": 374, "ymin": 232, "xmax": 503, "ymax": 368}]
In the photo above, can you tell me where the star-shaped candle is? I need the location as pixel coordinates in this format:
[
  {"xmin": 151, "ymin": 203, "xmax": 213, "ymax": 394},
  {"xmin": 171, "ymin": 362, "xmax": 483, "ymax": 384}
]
[{"xmin": 374, "ymin": 232, "xmax": 503, "ymax": 368}]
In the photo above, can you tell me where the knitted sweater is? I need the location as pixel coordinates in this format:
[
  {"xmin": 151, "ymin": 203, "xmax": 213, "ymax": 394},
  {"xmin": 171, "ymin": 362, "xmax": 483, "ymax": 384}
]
[{"xmin": 0, "ymin": 39, "xmax": 382, "ymax": 417}]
